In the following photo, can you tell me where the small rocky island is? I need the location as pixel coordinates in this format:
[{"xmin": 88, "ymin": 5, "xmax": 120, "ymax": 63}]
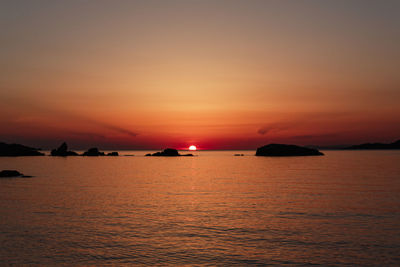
[
  {"xmin": 0, "ymin": 170, "xmax": 33, "ymax": 178},
  {"xmin": 146, "ymin": 148, "xmax": 193, "ymax": 157},
  {"xmin": 82, "ymin": 148, "xmax": 119, "ymax": 156},
  {"xmin": 0, "ymin": 142, "xmax": 44, "ymax": 156},
  {"xmin": 256, "ymin": 144, "xmax": 324, "ymax": 156},
  {"xmin": 82, "ymin": 147, "xmax": 106, "ymax": 156},
  {"xmin": 50, "ymin": 142, "xmax": 119, "ymax": 156}
]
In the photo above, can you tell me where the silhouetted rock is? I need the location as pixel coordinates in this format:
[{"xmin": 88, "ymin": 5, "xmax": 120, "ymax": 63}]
[
  {"xmin": 107, "ymin": 152, "xmax": 119, "ymax": 156},
  {"xmin": 161, "ymin": 148, "xmax": 179, "ymax": 156},
  {"xmin": 345, "ymin": 139, "xmax": 400, "ymax": 150},
  {"xmin": 234, "ymin": 154, "xmax": 244, "ymax": 156},
  {"xmin": 82, "ymin": 148, "xmax": 105, "ymax": 156},
  {"xmin": 146, "ymin": 148, "xmax": 194, "ymax": 157},
  {"xmin": 51, "ymin": 142, "xmax": 78, "ymax": 156},
  {"xmin": 0, "ymin": 170, "xmax": 33, "ymax": 178},
  {"xmin": 0, "ymin": 170, "xmax": 22, "ymax": 177},
  {"xmin": 0, "ymin": 142, "xmax": 44, "ymax": 156},
  {"xmin": 256, "ymin": 144, "xmax": 324, "ymax": 156}
]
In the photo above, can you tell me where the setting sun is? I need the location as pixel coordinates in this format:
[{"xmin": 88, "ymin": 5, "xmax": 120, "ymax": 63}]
[{"xmin": 189, "ymin": 145, "xmax": 197, "ymax": 151}]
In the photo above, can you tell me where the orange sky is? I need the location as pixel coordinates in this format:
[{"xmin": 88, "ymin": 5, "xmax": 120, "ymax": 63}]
[{"xmin": 1, "ymin": 1, "xmax": 399, "ymax": 149}]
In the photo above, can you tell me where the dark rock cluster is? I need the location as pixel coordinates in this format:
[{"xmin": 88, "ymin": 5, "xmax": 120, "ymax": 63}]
[
  {"xmin": 50, "ymin": 142, "xmax": 119, "ymax": 157},
  {"xmin": 51, "ymin": 142, "xmax": 78, "ymax": 156},
  {"xmin": 146, "ymin": 148, "xmax": 193, "ymax": 157},
  {"xmin": 82, "ymin": 148, "xmax": 105, "ymax": 156}
]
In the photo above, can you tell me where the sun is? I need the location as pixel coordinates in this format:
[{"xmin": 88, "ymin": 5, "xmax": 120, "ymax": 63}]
[{"xmin": 189, "ymin": 145, "xmax": 197, "ymax": 151}]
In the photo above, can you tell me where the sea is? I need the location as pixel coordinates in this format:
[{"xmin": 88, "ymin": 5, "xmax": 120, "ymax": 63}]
[{"xmin": 0, "ymin": 150, "xmax": 399, "ymax": 266}]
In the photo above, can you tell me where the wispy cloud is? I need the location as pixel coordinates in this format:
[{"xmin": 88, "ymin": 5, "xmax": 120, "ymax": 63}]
[
  {"xmin": 1, "ymin": 95, "xmax": 139, "ymax": 137},
  {"xmin": 95, "ymin": 123, "xmax": 138, "ymax": 137},
  {"xmin": 257, "ymin": 112, "xmax": 350, "ymax": 136},
  {"xmin": 257, "ymin": 122, "xmax": 294, "ymax": 135}
]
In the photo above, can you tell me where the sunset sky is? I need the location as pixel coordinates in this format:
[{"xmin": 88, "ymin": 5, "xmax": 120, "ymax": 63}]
[{"xmin": 1, "ymin": 0, "xmax": 399, "ymax": 149}]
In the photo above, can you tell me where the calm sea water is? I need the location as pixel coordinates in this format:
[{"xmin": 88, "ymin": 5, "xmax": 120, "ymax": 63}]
[{"xmin": 0, "ymin": 150, "xmax": 399, "ymax": 265}]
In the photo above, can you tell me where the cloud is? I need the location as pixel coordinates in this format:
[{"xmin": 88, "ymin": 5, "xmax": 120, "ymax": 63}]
[
  {"xmin": 257, "ymin": 122, "xmax": 297, "ymax": 135},
  {"xmin": 101, "ymin": 124, "xmax": 138, "ymax": 137},
  {"xmin": 257, "ymin": 112, "xmax": 350, "ymax": 136},
  {"xmin": 68, "ymin": 131, "xmax": 106, "ymax": 139},
  {"xmin": 291, "ymin": 133, "xmax": 340, "ymax": 140},
  {"xmin": 1, "ymin": 95, "xmax": 139, "ymax": 137},
  {"xmin": 79, "ymin": 118, "xmax": 138, "ymax": 137}
]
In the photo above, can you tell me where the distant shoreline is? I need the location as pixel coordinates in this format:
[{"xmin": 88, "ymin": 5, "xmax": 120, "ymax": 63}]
[{"xmin": 1, "ymin": 140, "xmax": 400, "ymax": 157}]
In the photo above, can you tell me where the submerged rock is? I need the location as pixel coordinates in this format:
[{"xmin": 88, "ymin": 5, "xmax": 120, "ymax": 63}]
[
  {"xmin": 256, "ymin": 144, "xmax": 324, "ymax": 156},
  {"xmin": 82, "ymin": 148, "xmax": 105, "ymax": 156},
  {"xmin": 0, "ymin": 170, "xmax": 33, "ymax": 178},
  {"xmin": 107, "ymin": 152, "xmax": 119, "ymax": 156},
  {"xmin": 0, "ymin": 142, "xmax": 44, "ymax": 157},
  {"xmin": 51, "ymin": 142, "xmax": 78, "ymax": 156},
  {"xmin": 146, "ymin": 148, "xmax": 193, "ymax": 157}
]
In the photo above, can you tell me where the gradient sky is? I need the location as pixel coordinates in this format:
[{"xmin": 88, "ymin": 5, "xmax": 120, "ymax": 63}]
[{"xmin": 1, "ymin": 0, "xmax": 399, "ymax": 149}]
